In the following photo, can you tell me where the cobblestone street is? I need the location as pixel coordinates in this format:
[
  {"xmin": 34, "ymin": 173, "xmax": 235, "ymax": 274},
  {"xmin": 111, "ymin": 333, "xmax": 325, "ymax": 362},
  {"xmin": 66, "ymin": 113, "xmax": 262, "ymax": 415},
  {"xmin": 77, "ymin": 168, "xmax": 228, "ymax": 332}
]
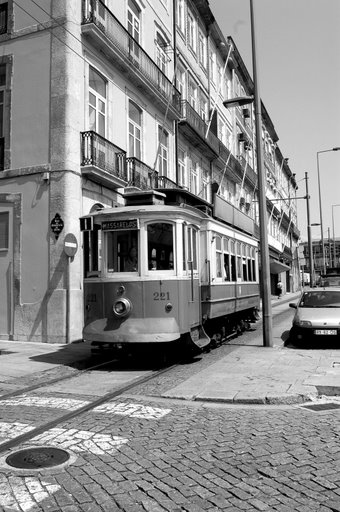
[
  {"xmin": 0, "ymin": 389, "xmax": 339, "ymax": 511},
  {"xmin": 0, "ymin": 308, "xmax": 339, "ymax": 511}
]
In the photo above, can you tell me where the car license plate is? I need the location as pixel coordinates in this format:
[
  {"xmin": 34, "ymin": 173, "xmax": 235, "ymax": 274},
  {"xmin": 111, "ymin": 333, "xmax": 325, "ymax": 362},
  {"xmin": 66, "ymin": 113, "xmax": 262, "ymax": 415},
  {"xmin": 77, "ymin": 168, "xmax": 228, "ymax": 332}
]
[{"xmin": 314, "ymin": 329, "xmax": 337, "ymax": 335}]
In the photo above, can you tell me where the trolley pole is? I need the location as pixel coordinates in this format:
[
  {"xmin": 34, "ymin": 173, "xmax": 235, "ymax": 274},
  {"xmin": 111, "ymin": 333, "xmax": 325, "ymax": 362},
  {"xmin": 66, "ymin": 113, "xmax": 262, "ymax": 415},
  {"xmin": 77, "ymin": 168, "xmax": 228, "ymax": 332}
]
[{"xmin": 305, "ymin": 172, "xmax": 314, "ymax": 287}]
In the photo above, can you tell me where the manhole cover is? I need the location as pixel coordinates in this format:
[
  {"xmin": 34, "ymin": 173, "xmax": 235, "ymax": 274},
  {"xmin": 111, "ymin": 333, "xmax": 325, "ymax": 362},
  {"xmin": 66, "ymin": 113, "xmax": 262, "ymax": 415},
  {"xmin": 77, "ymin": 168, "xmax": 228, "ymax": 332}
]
[
  {"xmin": 302, "ymin": 402, "xmax": 340, "ymax": 412},
  {"xmin": 6, "ymin": 447, "xmax": 70, "ymax": 469}
]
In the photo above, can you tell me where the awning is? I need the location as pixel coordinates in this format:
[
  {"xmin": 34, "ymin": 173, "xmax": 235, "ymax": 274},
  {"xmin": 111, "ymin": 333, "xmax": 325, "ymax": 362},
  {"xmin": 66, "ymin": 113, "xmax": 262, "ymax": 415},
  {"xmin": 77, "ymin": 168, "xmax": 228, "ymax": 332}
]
[{"xmin": 270, "ymin": 259, "xmax": 290, "ymax": 274}]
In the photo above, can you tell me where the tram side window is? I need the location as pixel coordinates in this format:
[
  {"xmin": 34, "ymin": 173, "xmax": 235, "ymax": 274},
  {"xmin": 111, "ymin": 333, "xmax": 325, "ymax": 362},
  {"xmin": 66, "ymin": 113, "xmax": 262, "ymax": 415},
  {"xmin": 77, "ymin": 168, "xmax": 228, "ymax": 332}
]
[
  {"xmin": 236, "ymin": 242, "xmax": 242, "ymax": 279},
  {"xmin": 247, "ymin": 246, "xmax": 252, "ymax": 281},
  {"xmin": 251, "ymin": 247, "xmax": 256, "ymax": 281},
  {"xmin": 223, "ymin": 238, "xmax": 231, "ymax": 281},
  {"xmin": 84, "ymin": 226, "xmax": 101, "ymax": 277},
  {"xmin": 106, "ymin": 230, "xmax": 138, "ymax": 272},
  {"xmin": 230, "ymin": 240, "xmax": 237, "ymax": 281},
  {"xmin": 215, "ymin": 235, "xmax": 222, "ymax": 278},
  {"xmin": 242, "ymin": 244, "xmax": 248, "ymax": 281},
  {"xmin": 148, "ymin": 222, "xmax": 174, "ymax": 270},
  {"xmin": 183, "ymin": 224, "xmax": 198, "ymax": 271}
]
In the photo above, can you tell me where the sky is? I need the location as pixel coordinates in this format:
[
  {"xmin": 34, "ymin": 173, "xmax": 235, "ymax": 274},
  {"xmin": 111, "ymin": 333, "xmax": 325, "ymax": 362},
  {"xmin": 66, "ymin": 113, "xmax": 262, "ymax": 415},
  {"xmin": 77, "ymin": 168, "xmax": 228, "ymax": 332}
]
[{"xmin": 208, "ymin": 0, "xmax": 340, "ymax": 242}]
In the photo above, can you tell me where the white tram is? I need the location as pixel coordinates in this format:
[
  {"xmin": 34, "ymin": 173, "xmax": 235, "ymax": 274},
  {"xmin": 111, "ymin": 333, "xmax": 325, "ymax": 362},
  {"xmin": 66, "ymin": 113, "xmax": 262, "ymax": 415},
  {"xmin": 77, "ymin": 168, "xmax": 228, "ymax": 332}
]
[{"xmin": 80, "ymin": 189, "xmax": 260, "ymax": 354}]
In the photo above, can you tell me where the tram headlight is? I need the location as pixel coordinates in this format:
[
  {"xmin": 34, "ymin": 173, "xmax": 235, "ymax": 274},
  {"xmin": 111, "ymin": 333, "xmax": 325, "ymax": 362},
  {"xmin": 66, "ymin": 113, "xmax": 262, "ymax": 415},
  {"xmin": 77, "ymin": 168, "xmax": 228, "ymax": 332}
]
[
  {"xmin": 165, "ymin": 302, "xmax": 173, "ymax": 313},
  {"xmin": 113, "ymin": 298, "xmax": 132, "ymax": 317}
]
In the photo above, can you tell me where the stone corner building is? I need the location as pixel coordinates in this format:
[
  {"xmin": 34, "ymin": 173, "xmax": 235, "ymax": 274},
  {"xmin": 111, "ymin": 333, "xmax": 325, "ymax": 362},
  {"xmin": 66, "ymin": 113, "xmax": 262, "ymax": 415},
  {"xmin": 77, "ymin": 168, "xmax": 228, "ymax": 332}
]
[{"xmin": 0, "ymin": 0, "xmax": 300, "ymax": 343}]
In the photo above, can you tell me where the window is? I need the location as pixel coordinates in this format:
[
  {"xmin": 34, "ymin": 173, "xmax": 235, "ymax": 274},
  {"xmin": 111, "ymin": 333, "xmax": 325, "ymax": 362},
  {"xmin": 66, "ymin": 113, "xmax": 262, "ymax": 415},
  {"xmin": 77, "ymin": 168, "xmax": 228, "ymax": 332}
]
[
  {"xmin": 187, "ymin": 12, "xmax": 196, "ymax": 52},
  {"xmin": 230, "ymin": 241, "xmax": 237, "ymax": 281},
  {"xmin": 178, "ymin": 147, "xmax": 186, "ymax": 188},
  {"xmin": 0, "ymin": 63, "xmax": 5, "ymax": 168},
  {"xmin": 198, "ymin": 29, "xmax": 207, "ymax": 69},
  {"xmin": 88, "ymin": 67, "xmax": 106, "ymax": 137},
  {"xmin": 106, "ymin": 228, "xmax": 139, "ymax": 273},
  {"xmin": 176, "ymin": 0, "xmax": 185, "ymax": 34},
  {"xmin": 200, "ymin": 94, "xmax": 208, "ymax": 122},
  {"xmin": 176, "ymin": 64, "xmax": 186, "ymax": 97},
  {"xmin": 183, "ymin": 224, "xmax": 198, "ymax": 271},
  {"xmin": 0, "ymin": 3, "xmax": 7, "ymax": 35},
  {"xmin": 190, "ymin": 159, "xmax": 199, "ymax": 195},
  {"xmin": 83, "ymin": 226, "xmax": 102, "ymax": 277},
  {"xmin": 236, "ymin": 242, "xmax": 242, "ymax": 279},
  {"xmin": 148, "ymin": 223, "xmax": 174, "ymax": 271},
  {"xmin": 215, "ymin": 235, "xmax": 222, "ymax": 278},
  {"xmin": 223, "ymin": 238, "xmax": 230, "ymax": 281},
  {"xmin": 0, "ymin": 211, "xmax": 8, "ymax": 250},
  {"xmin": 128, "ymin": 100, "xmax": 142, "ymax": 159},
  {"xmin": 158, "ymin": 126, "xmax": 169, "ymax": 176},
  {"xmin": 156, "ymin": 32, "xmax": 168, "ymax": 82},
  {"xmin": 201, "ymin": 167, "xmax": 210, "ymax": 202},
  {"xmin": 188, "ymin": 78, "xmax": 197, "ymax": 110},
  {"xmin": 209, "ymin": 50, "xmax": 216, "ymax": 85},
  {"xmin": 242, "ymin": 245, "xmax": 248, "ymax": 281},
  {"xmin": 127, "ymin": 0, "xmax": 141, "ymax": 61}
]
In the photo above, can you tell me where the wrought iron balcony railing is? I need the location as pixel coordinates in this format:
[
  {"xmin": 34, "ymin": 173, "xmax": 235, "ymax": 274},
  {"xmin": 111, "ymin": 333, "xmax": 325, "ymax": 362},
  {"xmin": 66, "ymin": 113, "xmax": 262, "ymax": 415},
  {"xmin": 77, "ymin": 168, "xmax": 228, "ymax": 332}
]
[
  {"xmin": 81, "ymin": 131, "xmax": 127, "ymax": 181},
  {"xmin": 126, "ymin": 157, "xmax": 158, "ymax": 190},
  {"xmin": 82, "ymin": 0, "xmax": 181, "ymax": 116}
]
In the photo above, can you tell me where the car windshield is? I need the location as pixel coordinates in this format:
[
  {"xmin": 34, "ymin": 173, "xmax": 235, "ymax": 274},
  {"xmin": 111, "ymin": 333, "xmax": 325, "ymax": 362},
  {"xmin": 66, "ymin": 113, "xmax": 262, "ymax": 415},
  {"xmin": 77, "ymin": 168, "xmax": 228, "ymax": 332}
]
[{"xmin": 299, "ymin": 291, "xmax": 340, "ymax": 308}]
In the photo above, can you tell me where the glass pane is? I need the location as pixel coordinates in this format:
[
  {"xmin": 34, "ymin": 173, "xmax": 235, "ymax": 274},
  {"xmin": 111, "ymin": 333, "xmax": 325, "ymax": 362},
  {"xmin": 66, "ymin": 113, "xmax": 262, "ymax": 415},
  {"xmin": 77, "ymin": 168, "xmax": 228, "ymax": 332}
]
[
  {"xmin": 147, "ymin": 223, "xmax": 173, "ymax": 270},
  {"xmin": 89, "ymin": 92, "xmax": 96, "ymax": 108},
  {"xmin": 0, "ymin": 64, "xmax": 5, "ymax": 87},
  {"xmin": 89, "ymin": 67, "xmax": 106, "ymax": 98},
  {"xmin": 0, "ymin": 212, "xmax": 8, "ymax": 249},
  {"xmin": 98, "ymin": 113, "xmax": 105, "ymax": 137},
  {"xmin": 107, "ymin": 230, "xmax": 139, "ymax": 273},
  {"xmin": 129, "ymin": 101, "xmax": 142, "ymax": 125},
  {"xmin": 89, "ymin": 106, "xmax": 96, "ymax": 131}
]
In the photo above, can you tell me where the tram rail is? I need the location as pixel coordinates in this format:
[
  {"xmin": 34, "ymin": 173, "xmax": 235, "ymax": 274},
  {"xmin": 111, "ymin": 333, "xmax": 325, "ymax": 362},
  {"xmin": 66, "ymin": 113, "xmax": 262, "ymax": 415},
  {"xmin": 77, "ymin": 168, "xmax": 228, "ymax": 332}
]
[{"xmin": 0, "ymin": 356, "xmax": 179, "ymax": 457}]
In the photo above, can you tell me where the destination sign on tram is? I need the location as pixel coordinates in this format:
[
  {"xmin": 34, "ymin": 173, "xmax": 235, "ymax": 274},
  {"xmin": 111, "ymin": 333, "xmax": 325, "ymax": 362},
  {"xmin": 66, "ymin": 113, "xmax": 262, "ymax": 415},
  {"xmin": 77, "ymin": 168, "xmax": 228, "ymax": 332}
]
[{"xmin": 102, "ymin": 219, "xmax": 139, "ymax": 231}]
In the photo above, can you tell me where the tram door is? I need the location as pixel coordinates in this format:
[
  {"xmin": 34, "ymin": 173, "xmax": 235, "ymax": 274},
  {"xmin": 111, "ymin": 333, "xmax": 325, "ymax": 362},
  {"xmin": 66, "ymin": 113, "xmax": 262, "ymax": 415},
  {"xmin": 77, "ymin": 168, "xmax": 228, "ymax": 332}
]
[
  {"xmin": 186, "ymin": 225, "xmax": 200, "ymax": 326},
  {"xmin": 0, "ymin": 206, "xmax": 13, "ymax": 336}
]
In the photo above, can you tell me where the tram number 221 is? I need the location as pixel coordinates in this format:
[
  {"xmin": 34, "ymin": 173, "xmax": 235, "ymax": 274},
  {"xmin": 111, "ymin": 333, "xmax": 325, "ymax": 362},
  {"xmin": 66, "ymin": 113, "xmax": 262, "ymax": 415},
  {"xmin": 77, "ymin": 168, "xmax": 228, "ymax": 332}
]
[{"xmin": 153, "ymin": 291, "xmax": 170, "ymax": 301}]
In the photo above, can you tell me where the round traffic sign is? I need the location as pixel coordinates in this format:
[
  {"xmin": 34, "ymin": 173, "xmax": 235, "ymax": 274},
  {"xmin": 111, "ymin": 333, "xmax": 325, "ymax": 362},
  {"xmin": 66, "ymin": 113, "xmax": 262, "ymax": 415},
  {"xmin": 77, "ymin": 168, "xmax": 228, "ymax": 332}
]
[{"xmin": 64, "ymin": 233, "xmax": 78, "ymax": 257}]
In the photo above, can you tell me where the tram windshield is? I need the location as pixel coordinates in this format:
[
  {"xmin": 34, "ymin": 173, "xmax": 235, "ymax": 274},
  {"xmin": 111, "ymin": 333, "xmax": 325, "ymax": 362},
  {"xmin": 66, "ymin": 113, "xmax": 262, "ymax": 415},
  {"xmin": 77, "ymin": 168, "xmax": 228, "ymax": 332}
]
[
  {"xmin": 147, "ymin": 222, "xmax": 174, "ymax": 271},
  {"xmin": 107, "ymin": 229, "xmax": 139, "ymax": 273}
]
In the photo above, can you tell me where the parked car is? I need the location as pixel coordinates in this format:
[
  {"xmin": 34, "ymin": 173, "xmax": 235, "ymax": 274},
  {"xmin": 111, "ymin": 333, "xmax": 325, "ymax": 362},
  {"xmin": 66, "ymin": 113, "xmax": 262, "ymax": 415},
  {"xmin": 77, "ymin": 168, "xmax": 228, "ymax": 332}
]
[{"xmin": 289, "ymin": 288, "xmax": 340, "ymax": 346}]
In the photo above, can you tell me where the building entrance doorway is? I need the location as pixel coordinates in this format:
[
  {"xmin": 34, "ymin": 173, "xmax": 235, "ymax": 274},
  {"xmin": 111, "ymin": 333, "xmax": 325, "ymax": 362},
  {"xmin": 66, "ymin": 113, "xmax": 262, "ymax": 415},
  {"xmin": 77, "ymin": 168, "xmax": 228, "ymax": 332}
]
[{"xmin": 0, "ymin": 205, "xmax": 13, "ymax": 336}]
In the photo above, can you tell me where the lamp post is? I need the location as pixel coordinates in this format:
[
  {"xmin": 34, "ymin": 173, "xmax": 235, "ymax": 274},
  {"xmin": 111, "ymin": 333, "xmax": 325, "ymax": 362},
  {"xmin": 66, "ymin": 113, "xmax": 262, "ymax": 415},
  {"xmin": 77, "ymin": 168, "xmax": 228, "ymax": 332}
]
[
  {"xmin": 305, "ymin": 172, "xmax": 314, "ymax": 288},
  {"xmin": 223, "ymin": 2, "xmax": 272, "ymax": 347},
  {"xmin": 332, "ymin": 204, "xmax": 340, "ymax": 268},
  {"xmin": 249, "ymin": 0, "xmax": 272, "ymax": 347},
  {"xmin": 316, "ymin": 147, "xmax": 340, "ymax": 275}
]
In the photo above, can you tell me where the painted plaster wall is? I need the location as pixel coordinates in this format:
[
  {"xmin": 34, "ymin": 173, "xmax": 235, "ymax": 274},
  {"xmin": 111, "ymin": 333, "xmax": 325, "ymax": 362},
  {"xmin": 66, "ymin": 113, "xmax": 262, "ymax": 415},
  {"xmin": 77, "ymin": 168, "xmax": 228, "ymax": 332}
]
[{"xmin": 0, "ymin": 33, "xmax": 51, "ymax": 170}]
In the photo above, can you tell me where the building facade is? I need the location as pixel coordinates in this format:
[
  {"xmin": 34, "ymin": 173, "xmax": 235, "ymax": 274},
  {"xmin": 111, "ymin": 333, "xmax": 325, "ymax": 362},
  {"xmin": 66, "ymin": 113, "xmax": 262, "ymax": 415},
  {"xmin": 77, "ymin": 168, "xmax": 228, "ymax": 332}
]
[{"xmin": 0, "ymin": 0, "xmax": 299, "ymax": 343}]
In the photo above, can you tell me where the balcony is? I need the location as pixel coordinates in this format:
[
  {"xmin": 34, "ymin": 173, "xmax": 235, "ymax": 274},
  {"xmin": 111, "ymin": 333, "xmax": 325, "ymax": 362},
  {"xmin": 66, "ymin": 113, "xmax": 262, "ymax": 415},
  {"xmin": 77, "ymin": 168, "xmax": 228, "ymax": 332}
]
[
  {"xmin": 82, "ymin": 0, "xmax": 181, "ymax": 120},
  {"xmin": 213, "ymin": 194, "xmax": 255, "ymax": 236},
  {"xmin": 126, "ymin": 157, "xmax": 160, "ymax": 190},
  {"xmin": 179, "ymin": 101, "xmax": 220, "ymax": 158},
  {"xmin": 81, "ymin": 131, "xmax": 127, "ymax": 188}
]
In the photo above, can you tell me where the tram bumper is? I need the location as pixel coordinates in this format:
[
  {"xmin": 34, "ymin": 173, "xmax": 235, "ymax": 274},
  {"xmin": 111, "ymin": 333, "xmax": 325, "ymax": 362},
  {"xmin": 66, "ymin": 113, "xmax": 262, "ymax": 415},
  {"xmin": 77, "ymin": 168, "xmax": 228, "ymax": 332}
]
[{"xmin": 83, "ymin": 317, "xmax": 181, "ymax": 344}]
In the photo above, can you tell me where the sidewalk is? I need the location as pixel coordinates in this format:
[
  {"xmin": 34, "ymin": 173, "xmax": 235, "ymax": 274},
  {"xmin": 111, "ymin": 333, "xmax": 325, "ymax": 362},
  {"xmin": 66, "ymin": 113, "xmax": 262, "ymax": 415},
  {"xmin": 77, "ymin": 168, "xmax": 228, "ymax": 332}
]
[{"xmin": 0, "ymin": 289, "xmax": 339, "ymax": 405}]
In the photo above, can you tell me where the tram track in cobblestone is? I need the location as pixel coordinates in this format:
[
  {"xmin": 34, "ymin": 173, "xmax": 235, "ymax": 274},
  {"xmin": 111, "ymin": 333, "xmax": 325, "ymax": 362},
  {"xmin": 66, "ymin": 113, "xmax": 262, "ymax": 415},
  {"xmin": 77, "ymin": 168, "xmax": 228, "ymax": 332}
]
[
  {"xmin": 0, "ymin": 355, "xmax": 124, "ymax": 402},
  {"xmin": 0, "ymin": 358, "xmax": 179, "ymax": 457}
]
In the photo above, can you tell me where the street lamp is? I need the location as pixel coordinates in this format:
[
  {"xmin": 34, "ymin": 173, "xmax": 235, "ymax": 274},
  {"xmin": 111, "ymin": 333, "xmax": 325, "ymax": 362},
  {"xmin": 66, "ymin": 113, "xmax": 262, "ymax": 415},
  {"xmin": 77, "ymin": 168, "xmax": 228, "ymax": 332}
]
[
  {"xmin": 332, "ymin": 204, "xmax": 340, "ymax": 268},
  {"xmin": 223, "ymin": 2, "xmax": 272, "ymax": 347},
  {"xmin": 316, "ymin": 147, "xmax": 340, "ymax": 275}
]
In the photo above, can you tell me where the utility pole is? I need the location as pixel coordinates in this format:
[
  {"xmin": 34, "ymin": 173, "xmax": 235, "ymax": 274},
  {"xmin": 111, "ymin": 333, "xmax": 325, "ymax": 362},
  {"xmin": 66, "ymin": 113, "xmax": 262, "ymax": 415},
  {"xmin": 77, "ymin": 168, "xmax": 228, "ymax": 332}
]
[{"xmin": 305, "ymin": 172, "xmax": 313, "ymax": 287}]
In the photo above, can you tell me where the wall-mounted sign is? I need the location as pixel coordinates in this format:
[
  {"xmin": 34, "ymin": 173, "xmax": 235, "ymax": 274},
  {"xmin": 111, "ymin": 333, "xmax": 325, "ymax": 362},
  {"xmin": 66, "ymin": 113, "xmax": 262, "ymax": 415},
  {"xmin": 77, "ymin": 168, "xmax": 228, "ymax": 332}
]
[
  {"xmin": 102, "ymin": 219, "xmax": 138, "ymax": 231},
  {"xmin": 50, "ymin": 213, "xmax": 64, "ymax": 240}
]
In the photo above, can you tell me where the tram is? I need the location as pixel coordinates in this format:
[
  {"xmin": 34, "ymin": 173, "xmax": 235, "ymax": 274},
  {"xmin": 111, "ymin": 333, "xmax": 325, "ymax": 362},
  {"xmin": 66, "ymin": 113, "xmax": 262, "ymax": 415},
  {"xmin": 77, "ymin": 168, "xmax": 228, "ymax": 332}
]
[{"xmin": 80, "ymin": 188, "xmax": 260, "ymax": 355}]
